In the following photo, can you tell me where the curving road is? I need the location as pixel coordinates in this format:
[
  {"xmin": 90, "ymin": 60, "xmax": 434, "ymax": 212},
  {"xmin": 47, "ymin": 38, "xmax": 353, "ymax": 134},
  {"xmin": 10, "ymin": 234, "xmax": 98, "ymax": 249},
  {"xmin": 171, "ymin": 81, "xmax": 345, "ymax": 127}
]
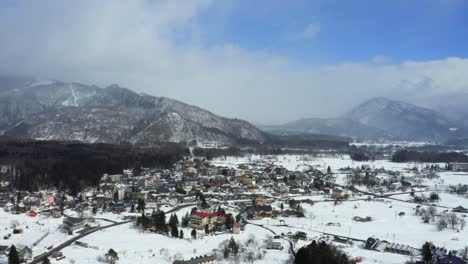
[
  {"xmin": 29, "ymin": 202, "xmax": 197, "ymax": 264},
  {"xmin": 29, "ymin": 220, "xmax": 133, "ymax": 264}
]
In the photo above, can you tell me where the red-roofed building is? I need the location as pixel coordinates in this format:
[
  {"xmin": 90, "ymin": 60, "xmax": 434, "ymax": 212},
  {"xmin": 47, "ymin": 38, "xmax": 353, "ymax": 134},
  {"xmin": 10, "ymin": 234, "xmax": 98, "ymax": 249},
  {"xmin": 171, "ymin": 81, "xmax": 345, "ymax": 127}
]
[
  {"xmin": 191, "ymin": 211, "xmax": 232, "ymax": 231},
  {"xmin": 233, "ymin": 222, "xmax": 241, "ymax": 234}
]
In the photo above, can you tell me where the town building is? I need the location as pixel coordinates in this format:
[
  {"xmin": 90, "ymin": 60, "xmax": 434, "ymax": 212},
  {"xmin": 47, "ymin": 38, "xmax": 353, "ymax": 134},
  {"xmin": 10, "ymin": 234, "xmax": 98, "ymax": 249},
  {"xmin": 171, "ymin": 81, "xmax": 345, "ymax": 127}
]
[
  {"xmin": 62, "ymin": 217, "xmax": 86, "ymax": 233},
  {"xmin": 191, "ymin": 211, "xmax": 232, "ymax": 231},
  {"xmin": 232, "ymin": 222, "xmax": 241, "ymax": 234},
  {"xmin": 449, "ymin": 162, "xmax": 468, "ymax": 172}
]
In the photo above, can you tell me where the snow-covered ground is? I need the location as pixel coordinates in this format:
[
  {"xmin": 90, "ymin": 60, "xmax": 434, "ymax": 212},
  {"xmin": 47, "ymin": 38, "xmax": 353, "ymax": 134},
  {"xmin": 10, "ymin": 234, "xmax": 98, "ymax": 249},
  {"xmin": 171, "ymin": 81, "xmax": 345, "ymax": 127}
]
[
  {"xmin": 59, "ymin": 222, "xmax": 290, "ymax": 264},
  {"xmin": 211, "ymin": 154, "xmax": 442, "ymax": 173},
  {"xmin": 2, "ymin": 154, "xmax": 468, "ymax": 264},
  {"xmin": 0, "ymin": 210, "xmax": 68, "ymax": 258}
]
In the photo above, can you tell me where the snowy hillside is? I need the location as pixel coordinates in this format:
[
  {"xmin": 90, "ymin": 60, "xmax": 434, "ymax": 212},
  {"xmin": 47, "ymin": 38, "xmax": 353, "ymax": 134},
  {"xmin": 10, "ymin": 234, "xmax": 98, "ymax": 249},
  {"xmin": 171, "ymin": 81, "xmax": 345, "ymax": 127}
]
[{"xmin": 0, "ymin": 79, "xmax": 267, "ymax": 145}]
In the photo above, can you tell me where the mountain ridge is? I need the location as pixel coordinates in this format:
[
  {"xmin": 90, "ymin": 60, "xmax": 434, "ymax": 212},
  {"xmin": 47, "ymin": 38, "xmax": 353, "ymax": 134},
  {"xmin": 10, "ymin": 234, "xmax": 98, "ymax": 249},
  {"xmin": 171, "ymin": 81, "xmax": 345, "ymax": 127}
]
[
  {"xmin": 0, "ymin": 79, "xmax": 268, "ymax": 145},
  {"xmin": 265, "ymin": 97, "xmax": 458, "ymax": 142}
]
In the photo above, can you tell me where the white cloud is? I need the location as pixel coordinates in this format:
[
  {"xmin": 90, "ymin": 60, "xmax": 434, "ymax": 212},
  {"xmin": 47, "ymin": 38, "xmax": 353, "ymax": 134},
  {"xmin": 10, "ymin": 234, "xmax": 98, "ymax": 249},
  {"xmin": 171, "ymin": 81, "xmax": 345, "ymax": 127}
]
[
  {"xmin": 0, "ymin": 1, "xmax": 468, "ymax": 124},
  {"xmin": 288, "ymin": 23, "xmax": 321, "ymax": 41}
]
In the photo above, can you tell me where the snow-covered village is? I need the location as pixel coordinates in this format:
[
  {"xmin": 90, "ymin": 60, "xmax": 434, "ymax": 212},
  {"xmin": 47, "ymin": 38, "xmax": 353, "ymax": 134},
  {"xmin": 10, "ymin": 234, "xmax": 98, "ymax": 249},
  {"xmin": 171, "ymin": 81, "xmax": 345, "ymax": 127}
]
[
  {"xmin": 2, "ymin": 1, "xmax": 468, "ymax": 264},
  {"xmin": 0, "ymin": 144, "xmax": 467, "ymax": 264}
]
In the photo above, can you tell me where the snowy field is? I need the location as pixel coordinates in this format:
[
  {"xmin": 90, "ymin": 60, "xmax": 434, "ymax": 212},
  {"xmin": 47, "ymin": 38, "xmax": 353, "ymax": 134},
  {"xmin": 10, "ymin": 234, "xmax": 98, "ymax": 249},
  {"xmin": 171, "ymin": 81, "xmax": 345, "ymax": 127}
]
[{"xmin": 211, "ymin": 154, "xmax": 443, "ymax": 174}]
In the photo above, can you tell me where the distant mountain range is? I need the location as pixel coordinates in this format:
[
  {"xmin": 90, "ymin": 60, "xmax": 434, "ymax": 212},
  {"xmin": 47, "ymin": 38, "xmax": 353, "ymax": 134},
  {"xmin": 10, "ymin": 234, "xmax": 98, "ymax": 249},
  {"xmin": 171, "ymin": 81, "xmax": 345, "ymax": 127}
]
[
  {"xmin": 0, "ymin": 76, "xmax": 268, "ymax": 145},
  {"xmin": 264, "ymin": 97, "xmax": 466, "ymax": 143},
  {"xmin": 3, "ymin": 75, "xmax": 466, "ymax": 146}
]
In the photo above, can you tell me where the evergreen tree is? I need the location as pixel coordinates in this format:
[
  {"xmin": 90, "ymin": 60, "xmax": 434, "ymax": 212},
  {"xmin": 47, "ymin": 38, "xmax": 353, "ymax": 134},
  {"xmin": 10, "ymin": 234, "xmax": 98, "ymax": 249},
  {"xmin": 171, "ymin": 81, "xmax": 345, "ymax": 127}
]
[
  {"xmin": 8, "ymin": 245, "xmax": 20, "ymax": 264},
  {"xmin": 153, "ymin": 209, "xmax": 167, "ymax": 232},
  {"xmin": 225, "ymin": 215, "xmax": 234, "ymax": 230},
  {"xmin": 60, "ymin": 195, "xmax": 65, "ymax": 214},
  {"xmin": 228, "ymin": 237, "xmax": 238, "ymax": 254},
  {"xmin": 136, "ymin": 198, "xmax": 145, "ymax": 213},
  {"xmin": 113, "ymin": 191, "xmax": 119, "ymax": 202},
  {"xmin": 327, "ymin": 166, "xmax": 331, "ymax": 174},
  {"xmin": 42, "ymin": 257, "xmax": 51, "ymax": 264},
  {"xmin": 137, "ymin": 212, "xmax": 151, "ymax": 229},
  {"xmin": 151, "ymin": 209, "xmax": 157, "ymax": 228},
  {"xmin": 198, "ymin": 192, "xmax": 209, "ymax": 209},
  {"xmin": 422, "ymin": 242, "xmax": 433, "ymax": 263},
  {"xmin": 171, "ymin": 225, "xmax": 179, "ymax": 238},
  {"xmin": 181, "ymin": 212, "xmax": 190, "ymax": 227},
  {"xmin": 191, "ymin": 228, "xmax": 197, "ymax": 239},
  {"xmin": 294, "ymin": 240, "xmax": 351, "ymax": 264},
  {"xmin": 179, "ymin": 229, "xmax": 184, "ymax": 239},
  {"xmin": 235, "ymin": 213, "xmax": 242, "ymax": 223},
  {"xmin": 168, "ymin": 213, "xmax": 179, "ymax": 227},
  {"xmin": 106, "ymin": 248, "xmax": 119, "ymax": 264}
]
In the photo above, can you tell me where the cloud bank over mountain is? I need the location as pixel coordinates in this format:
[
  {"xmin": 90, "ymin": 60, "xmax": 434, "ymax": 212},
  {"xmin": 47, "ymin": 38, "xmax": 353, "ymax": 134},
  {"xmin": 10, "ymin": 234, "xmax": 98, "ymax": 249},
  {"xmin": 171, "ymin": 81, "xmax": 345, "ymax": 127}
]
[{"xmin": 1, "ymin": 0, "xmax": 467, "ymax": 124}]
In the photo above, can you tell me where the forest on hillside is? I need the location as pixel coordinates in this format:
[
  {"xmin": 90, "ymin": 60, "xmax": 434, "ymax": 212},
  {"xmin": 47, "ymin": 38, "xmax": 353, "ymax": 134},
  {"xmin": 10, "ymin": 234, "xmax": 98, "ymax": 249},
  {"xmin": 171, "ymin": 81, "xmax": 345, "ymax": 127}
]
[{"xmin": 0, "ymin": 137, "xmax": 189, "ymax": 193}]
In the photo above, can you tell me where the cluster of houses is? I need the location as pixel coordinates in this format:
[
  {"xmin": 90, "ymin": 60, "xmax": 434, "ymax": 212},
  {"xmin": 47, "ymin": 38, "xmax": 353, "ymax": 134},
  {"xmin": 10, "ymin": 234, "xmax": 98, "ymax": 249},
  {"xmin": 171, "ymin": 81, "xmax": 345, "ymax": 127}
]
[
  {"xmin": 4, "ymin": 156, "xmax": 466, "ymax": 263},
  {"xmin": 0, "ymin": 157, "xmax": 348, "ymax": 221}
]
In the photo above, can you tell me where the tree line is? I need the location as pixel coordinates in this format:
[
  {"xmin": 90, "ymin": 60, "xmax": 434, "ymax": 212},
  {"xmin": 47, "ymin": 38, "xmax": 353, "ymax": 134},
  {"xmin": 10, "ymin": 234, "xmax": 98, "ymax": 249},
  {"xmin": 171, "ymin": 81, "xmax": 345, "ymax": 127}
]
[
  {"xmin": 391, "ymin": 149, "xmax": 468, "ymax": 163},
  {"xmin": 0, "ymin": 137, "xmax": 189, "ymax": 193}
]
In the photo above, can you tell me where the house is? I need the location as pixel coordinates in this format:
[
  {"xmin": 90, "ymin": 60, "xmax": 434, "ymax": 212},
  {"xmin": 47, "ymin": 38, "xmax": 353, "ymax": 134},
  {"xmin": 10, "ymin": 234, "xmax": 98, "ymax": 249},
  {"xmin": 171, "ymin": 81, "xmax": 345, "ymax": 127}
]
[
  {"xmin": 23, "ymin": 198, "xmax": 40, "ymax": 212},
  {"xmin": 266, "ymin": 242, "xmax": 283, "ymax": 250},
  {"xmin": 385, "ymin": 243, "xmax": 418, "ymax": 256},
  {"xmin": 173, "ymin": 255, "xmax": 217, "ymax": 264},
  {"xmin": 17, "ymin": 245, "xmax": 32, "ymax": 261},
  {"xmin": 331, "ymin": 188, "xmax": 347, "ymax": 199},
  {"xmin": 453, "ymin": 206, "xmax": 468, "ymax": 213},
  {"xmin": 232, "ymin": 223, "xmax": 241, "ymax": 234},
  {"xmin": 365, "ymin": 237, "xmax": 418, "ymax": 256},
  {"xmin": 51, "ymin": 209, "xmax": 62, "ymax": 218},
  {"xmin": 146, "ymin": 198, "xmax": 158, "ymax": 209},
  {"xmin": 239, "ymin": 176, "xmax": 253, "ymax": 185},
  {"xmin": 246, "ymin": 186, "xmax": 259, "ymax": 193},
  {"xmin": 415, "ymin": 251, "xmax": 467, "ymax": 264},
  {"xmin": 449, "ymin": 162, "xmax": 468, "ymax": 172},
  {"xmin": 62, "ymin": 217, "xmax": 86, "ymax": 233},
  {"xmin": 0, "ymin": 246, "xmax": 8, "ymax": 256},
  {"xmin": 295, "ymin": 231, "xmax": 307, "ymax": 241},
  {"xmin": 109, "ymin": 174, "xmax": 123, "ymax": 183},
  {"xmin": 364, "ymin": 237, "xmax": 379, "ymax": 250},
  {"xmin": 401, "ymin": 180, "xmax": 412, "ymax": 188},
  {"xmin": 391, "ymin": 182, "xmax": 402, "ymax": 190},
  {"xmin": 112, "ymin": 203, "xmax": 126, "ymax": 212},
  {"xmin": 253, "ymin": 197, "xmax": 268, "ymax": 206},
  {"xmin": 246, "ymin": 204, "xmax": 273, "ymax": 219},
  {"xmin": 191, "ymin": 211, "xmax": 231, "ymax": 231}
]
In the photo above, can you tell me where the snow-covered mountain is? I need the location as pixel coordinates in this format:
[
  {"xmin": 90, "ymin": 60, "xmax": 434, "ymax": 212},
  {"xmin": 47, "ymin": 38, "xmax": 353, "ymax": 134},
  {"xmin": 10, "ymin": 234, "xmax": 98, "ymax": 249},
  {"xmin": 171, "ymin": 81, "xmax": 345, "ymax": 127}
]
[
  {"xmin": 262, "ymin": 117, "xmax": 392, "ymax": 141},
  {"xmin": 265, "ymin": 97, "xmax": 458, "ymax": 142},
  {"xmin": 0, "ymin": 78, "xmax": 267, "ymax": 145},
  {"xmin": 345, "ymin": 97, "xmax": 454, "ymax": 141}
]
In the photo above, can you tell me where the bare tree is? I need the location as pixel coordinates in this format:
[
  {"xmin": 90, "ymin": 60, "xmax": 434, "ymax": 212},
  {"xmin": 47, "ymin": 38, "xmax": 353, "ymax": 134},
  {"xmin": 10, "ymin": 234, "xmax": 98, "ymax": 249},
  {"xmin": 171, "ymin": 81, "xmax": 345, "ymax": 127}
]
[
  {"xmin": 437, "ymin": 216, "xmax": 448, "ymax": 231},
  {"xmin": 448, "ymin": 213, "xmax": 458, "ymax": 230}
]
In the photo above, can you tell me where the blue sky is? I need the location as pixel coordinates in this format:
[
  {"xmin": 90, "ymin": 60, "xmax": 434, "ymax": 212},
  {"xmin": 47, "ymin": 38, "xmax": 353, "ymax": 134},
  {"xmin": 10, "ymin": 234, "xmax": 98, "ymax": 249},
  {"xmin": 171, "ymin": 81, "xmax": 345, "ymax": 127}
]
[
  {"xmin": 193, "ymin": 0, "xmax": 468, "ymax": 65},
  {"xmin": 1, "ymin": 0, "xmax": 468, "ymax": 123}
]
